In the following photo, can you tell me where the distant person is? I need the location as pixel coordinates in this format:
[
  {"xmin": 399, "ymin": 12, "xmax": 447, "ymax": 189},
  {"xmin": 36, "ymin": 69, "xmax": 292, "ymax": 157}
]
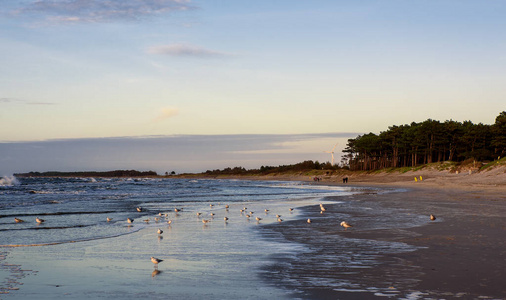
[{"xmin": 343, "ymin": 177, "xmax": 348, "ymax": 183}]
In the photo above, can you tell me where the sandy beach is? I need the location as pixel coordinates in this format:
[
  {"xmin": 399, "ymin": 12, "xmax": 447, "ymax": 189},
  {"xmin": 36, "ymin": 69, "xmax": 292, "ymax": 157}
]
[
  {"xmin": 1, "ymin": 167, "xmax": 505, "ymax": 299},
  {"xmin": 257, "ymin": 166, "xmax": 506, "ymax": 299}
]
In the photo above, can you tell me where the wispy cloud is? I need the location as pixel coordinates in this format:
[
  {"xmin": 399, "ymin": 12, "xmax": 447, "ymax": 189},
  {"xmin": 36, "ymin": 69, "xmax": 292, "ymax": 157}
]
[
  {"xmin": 11, "ymin": 0, "xmax": 195, "ymax": 24},
  {"xmin": 0, "ymin": 98, "xmax": 21, "ymax": 103},
  {"xmin": 0, "ymin": 98, "xmax": 57, "ymax": 105},
  {"xmin": 154, "ymin": 106, "xmax": 179, "ymax": 122},
  {"xmin": 147, "ymin": 44, "xmax": 230, "ymax": 58}
]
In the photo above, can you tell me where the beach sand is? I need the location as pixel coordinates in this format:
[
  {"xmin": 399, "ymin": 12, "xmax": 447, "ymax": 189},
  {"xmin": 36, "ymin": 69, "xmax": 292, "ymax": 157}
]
[{"xmin": 258, "ymin": 167, "xmax": 506, "ymax": 299}]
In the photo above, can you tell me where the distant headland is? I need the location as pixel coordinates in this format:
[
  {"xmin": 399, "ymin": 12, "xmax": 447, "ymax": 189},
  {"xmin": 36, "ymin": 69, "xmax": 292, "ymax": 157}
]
[{"xmin": 14, "ymin": 170, "xmax": 158, "ymax": 178}]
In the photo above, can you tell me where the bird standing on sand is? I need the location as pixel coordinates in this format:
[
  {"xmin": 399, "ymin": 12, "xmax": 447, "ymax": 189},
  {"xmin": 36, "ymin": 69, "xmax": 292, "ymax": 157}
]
[
  {"xmin": 14, "ymin": 218, "xmax": 25, "ymax": 223},
  {"xmin": 307, "ymin": 219, "xmax": 311, "ymax": 224},
  {"xmin": 127, "ymin": 218, "xmax": 134, "ymax": 223},
  {"xmin": 255, "ymin": 217, "xmax": 262, "ymax": 221},
  {"xmin": 36, "ymin": 217, "xmax": 45, "ymax": 223},
  {"xmin": 136, "ymin": 207, "xmax": 142, "ymax": 212},
  {"xmin": 430, "ymin": 214, "xmax": 436, "ymax": 221},
  {"xmin": 225, "ymin": 205, "xmax": 229, "ymax": 209},
  {"xmin": 106, "ymin": 217, "xmax": 112, "ymax": 222},
  {"xmin": 157, "ymin": 228, "xmax": 163, "ymax": 235},
  {"xmin": 151, "ymin": 257, "xmax": 163, "ymax": 268},
  {"xmin": 276, "ymin": 214, "xmax": 281, "ymax": 218},
  {"xmin": 224, "ymin": 217, "xmax": 229, "ymax": 222},
  {"xmin": 289, "ymin": 208, "xmax": 294, "ymax": 212},
  {"xmin": 202, "ymin": 219, "xmax": 210, "ymax": 224},
  {"xmin": 340, "ymin": 221, "xmax": 353, "ymax": 228}
]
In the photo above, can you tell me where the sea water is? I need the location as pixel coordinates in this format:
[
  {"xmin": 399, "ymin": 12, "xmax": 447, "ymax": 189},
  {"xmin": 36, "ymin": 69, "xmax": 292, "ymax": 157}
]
[{"xmin": 1, "ymin": 176, "xmax": 371, "ymax": 299}]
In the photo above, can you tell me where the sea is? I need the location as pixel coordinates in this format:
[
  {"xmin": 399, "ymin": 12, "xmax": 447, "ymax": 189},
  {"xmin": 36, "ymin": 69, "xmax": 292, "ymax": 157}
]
[{"xmin": 0, "ymin": 176, "xmax": 424, "ymax": 299}]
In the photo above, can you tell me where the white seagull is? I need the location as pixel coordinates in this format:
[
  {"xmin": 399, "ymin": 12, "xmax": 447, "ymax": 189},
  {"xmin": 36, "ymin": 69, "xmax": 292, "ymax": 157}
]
[
  {"xmin": 340, "ymin": 221, "xmax": 353, "ymax": 228},
  {"xmin": 151, "ymin": 257, "xmax": 163, "ymax": 268},
  {"xmin": 36, "ymin": 217, "xmax": 45, "ymax": 223},
  {"xmin": 127, "ymin": 218, "xmax": 134, "ymax": 223},
  {"xmin": 157, "ymin": 228, "xmax": 163, "ymax": 235}
]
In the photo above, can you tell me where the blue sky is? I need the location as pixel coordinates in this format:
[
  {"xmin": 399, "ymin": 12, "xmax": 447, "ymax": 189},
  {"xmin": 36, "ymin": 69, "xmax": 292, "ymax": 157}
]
[{"xmin": 1, "ymin": 1, "xmax": 505, "ymax": 174}]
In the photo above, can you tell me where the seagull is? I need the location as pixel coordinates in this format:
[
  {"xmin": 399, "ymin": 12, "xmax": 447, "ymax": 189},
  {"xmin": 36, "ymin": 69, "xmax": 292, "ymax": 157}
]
[
  {"xmin": 307, "ymin": 219, "xmax": 311, "ymax": 224},
  {"xmin": 255, "ymin": 217, "xmax": 262, "ymax": 221},
  {"xmin": 202, "ymin": 219, "xmax": 210, "ymax": 224},
  {"xmin": 276, "ymin": 214, "xmax": 281, "ymax": 218},
  {"xmin": 127, "ymin": 218, "xmax": 134, "ymax": 223},
  {"xmin": 277, "ymin": 218, "xmax": 283, "ymax": 222},
  {"xmin": 289, "ymin": 208, "xmax": 294, "ymax": 212},
  {"xmin": 14, "ymin": 218, "xmax": 25, "ymax": 223},
  {"xmin": 154, "ymin": 217, "xmax": 160, "ymax": 222},
  {"xmin": 249, "ymin": 211, "xmax": 254, "ymax": 215},
  {"xmin": 245, "ymin": 214, "xmax": 251, "ymax": 218},
  {"xmin": 225, "ymin": 205, "xmax": 229, "ymax": 209},
  {"xmin": 264, "ymin": 209, "xmax": 269, "ymax": 212},
  {"xmin": 174, "ymin": 208, "xmax": 181, "ymax": 212},
  {"xmin": 224, "ymin": 217, "xmax": 229, "ymax": 221},
  {"xmin": 243, "ymin": 207, "xmax": 247, "ymax": 210},
  {"xmin": 144, "ymin": 219, "xmax": 150, "ymax": 223},
  {"xmin": 430, "ymin": 214, "xmax": 436, "ymax": 221},
  {"xmin": 106, "ymin": 217, "xmax": 113, "ymax": 222},
  {"xmin": 136, "ymin": 207, "xmax": 142, "ymax": 212},
  {"xmin": 340, "ymin": 221, "xmax": 353, "ymax": 228},
  {"xmin": 210, "ymin": 213, "xmax": 215, "ymax": 216},
  {"xmin": 36, "ymin": 217, "xmax": 45, "ymax": 223},
  {"xmin": 210, "ymin": 204, "xmax": 214, "ymax": 208},
  {"xmin": 321, "ymin": 206, "xmax": 326, "ymax": 212},
  {"xmin": 151, "ymin": 257, "xmax": 163, "ymax": 268},
  {"xmin": 167, "ymin": 220, "xmax": 172, "ymax": 225},
  {"xmin": 157, "ymin": 228, "xmax": 163, "ymax": 235}
]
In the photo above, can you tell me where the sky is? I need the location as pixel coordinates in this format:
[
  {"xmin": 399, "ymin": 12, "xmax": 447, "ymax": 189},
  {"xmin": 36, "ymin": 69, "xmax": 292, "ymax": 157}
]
[{"xmin": 1, "ymin": 0, "xmax": 505, "ymax": 175}]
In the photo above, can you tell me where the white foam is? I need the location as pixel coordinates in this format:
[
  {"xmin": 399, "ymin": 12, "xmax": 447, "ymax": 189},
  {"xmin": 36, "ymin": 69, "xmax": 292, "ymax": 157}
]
[{"xmin": 0, "ymin": 175, "xmax": 19, "ymax": 187}]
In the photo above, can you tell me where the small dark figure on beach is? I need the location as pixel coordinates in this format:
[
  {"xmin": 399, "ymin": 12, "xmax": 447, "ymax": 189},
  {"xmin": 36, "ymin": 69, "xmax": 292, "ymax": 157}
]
[{"xmin": 343, "ymin": 177, "xmax": 348, "ymax": 183}]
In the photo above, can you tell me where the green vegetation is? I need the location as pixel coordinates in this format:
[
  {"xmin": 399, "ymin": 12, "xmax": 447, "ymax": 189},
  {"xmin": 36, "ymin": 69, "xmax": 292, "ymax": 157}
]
[
  {"xmin": 343, "ymin": 111, "xmax": 506, "ymax": 171},
  {"xmin": 203, "ymin": 160, "xmax": 339, "ymax": 176}
]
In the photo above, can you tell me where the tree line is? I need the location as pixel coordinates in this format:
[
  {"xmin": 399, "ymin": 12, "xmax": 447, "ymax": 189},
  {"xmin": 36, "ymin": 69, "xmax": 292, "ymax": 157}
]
[{"xmin": 342, "ymin": 111, "xmax": 506, "ymax": 171}]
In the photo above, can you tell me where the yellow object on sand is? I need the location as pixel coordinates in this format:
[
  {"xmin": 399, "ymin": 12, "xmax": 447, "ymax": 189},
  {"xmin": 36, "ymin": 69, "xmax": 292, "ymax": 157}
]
[
  {"xmin": 414, "ymin": 177, "xmax": 418, "ymax": 182},
  {"xmin": 420, "ymin": 176, "xmax": 423, "ymax": 181}
]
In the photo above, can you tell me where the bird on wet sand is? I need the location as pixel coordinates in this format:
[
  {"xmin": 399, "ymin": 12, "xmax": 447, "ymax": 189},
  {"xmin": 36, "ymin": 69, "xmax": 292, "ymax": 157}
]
[
  {"xmin": 340, "ymin": 221, "xmax": 353, "ymax": 228},
  {"xmin": 157, "ymin": 228, "xmax": 163, "ymax": 235},
  {"xmin": 151, "ymin": 257, "xmax": 163, "ymax": 268},
  {"xmin": 430, "ymin": 214, "xmax": 436, "ymax": 221},
  {"xmin": 307, "ymin": 219, "xmax": 311, "ymax": 224},
  {"xmin": 36, "ymin": 217, "xmax": 45, "ymax": 223},
  {"xmin": 14, "ymin": 218, "xmax": 25, "ymax": 223},
  {"xmin": 127, "ymin": 218, "xmax": 134, "ymax": 223},
  {"xmin": 106, "ymin": 217, "xmax": 113, "ymax": 222}
]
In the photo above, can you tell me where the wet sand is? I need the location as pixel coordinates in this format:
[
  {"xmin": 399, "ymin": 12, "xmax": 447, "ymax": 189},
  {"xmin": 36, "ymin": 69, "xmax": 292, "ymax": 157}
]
[{"xmin": 259, "ymin": 168, "xmax": 506, "ymax": 299}]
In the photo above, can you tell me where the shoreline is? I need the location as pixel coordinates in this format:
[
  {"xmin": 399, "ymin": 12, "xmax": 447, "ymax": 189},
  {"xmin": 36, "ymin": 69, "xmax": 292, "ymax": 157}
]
[
  {"xmin": 2, "ymin": 171, "xmax": 505, "ymax": 299},
  {"xmin": 258, "ymin": 174, "xmax": 506, "ymax": 299}
]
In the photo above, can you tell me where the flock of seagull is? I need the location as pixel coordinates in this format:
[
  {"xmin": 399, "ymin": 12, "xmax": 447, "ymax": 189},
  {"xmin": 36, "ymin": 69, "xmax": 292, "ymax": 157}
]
[{"xmin": 12, "ymin": 203, "xmax": 437, "ymax": 270}]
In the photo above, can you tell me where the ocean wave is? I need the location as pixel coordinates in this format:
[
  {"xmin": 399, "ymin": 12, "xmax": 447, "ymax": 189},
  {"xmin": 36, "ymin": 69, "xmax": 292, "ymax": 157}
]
[
  {"xmin": 0, "ymin": 227, "xmax": 143, "ymax": 247},
  {"xmin": 0, "ymin": 176, "xmax": 20, "ymax": 187}
]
